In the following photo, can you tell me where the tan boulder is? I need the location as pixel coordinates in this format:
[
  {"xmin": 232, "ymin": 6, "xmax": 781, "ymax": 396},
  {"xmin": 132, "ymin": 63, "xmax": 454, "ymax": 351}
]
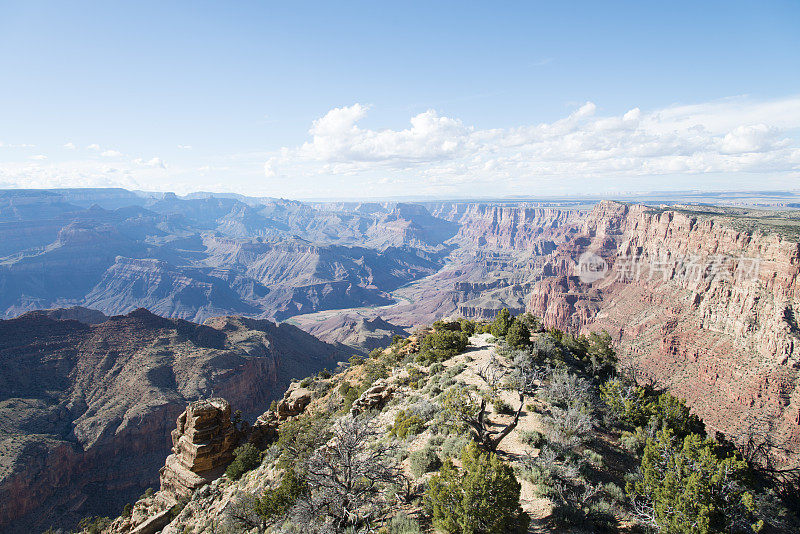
[
  {"xmin": 351, "ymin": 380, "xmax": 394, "ymax": 415},
  {"xmin": 277, "ymin": 386, "xmax": 313, "ymax": 419}
]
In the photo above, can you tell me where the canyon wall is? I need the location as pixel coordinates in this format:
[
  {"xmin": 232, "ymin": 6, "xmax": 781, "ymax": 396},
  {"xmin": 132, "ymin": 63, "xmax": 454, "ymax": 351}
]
[
  {"xmin": 527, "ymin": 201, "xmax": 800, "ymax": 465},
  {"xmin": 432, "ymin": 203, "xmax": 583, "ymax": 250},
  {"xmin": 0, "ymin": 309, "xmax": 346, "ymax": 533}
]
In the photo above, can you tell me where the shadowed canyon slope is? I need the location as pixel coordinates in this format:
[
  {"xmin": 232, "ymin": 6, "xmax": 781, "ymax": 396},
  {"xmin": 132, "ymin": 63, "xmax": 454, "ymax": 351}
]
[
  {"xmin": 0, "ymin": 190, "xmax": 448, "ymax": 322},
  {"xmin": 0, "ymin": 308, "xmax": 347, "ymax": 533}
]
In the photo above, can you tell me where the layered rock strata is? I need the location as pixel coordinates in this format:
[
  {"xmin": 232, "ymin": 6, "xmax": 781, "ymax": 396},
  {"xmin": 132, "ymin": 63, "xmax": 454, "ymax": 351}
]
[
  {"xmin": 527, "ymin": 201, "xmax": 800, "ymax": 466},
  {"xmin": 159, "ymin": 399, "xmax": 238, "ymax": 503}
]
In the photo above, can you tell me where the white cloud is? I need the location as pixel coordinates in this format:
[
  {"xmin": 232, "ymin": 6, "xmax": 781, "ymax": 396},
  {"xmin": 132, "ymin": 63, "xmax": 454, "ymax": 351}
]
[
  {"xmin": 264, "ymin": 157, "xmax": 278, "ymax": 177},
  {"xmin": 134, "ymin": 157, "xmax": 166, "ymax": 168},
  {"xmin": 299, "ymin": 104, "xmax": 471, "ymax": 164},
  {"xmin": 63, "ymin": 142, "xmax": 76, "ymax": 150},
  {"xmin": 2, "ymin": 95, "xmax": 799, "ymax": 198},
  {"xmin": 178, "ymin": 144, "xmax": 193, "ymax": 150},
  {"xmin": 531, "ymin": 57, "xmax": 554, "ymax": 67},
  {"xmin": 30, "ymin": 154, "xmax": 47, "ymax": 160},
  {"xmin": 269, "ymin": 96, "xmax": 800, "ymax": 187},
  {"xmin": 0, "ymin": 142, "xmax": 35, "ymax": 148}
]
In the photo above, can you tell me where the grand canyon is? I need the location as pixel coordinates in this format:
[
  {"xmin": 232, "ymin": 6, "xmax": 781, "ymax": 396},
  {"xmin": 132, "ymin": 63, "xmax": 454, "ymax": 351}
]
[{"xmin": 1, "ymin": 188, "xmax": 799, "ymax": 532}]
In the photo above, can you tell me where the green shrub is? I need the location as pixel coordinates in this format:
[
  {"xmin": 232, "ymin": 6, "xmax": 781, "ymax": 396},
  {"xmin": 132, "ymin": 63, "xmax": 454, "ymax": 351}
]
[
  {"xmin": 492, "ymin": 398, "xmax": 514, "ymax": 415},
  {"xmin": 519, "ymin": 430, "xmax": 545, "ymax": 448},
  {"xmin": 433, "ymin": 319, "xmax": 462, "ymax": 331},
  {"xmin": 599, "ymin": 378, "xmax": 652, "ymax": 428},
  {"xmin": 226, "ymin": 443, "xmax": 262, "ymax": 480},
  {"xmin": 299, "ymin": 377, "xmax": 312, "ymax": 388},
  {"xmin": 457, "ymin": 318, "xmax": 476, "ymax": 336},
  {"xmin": 490, "ymin": 308, "xmax": 514, "ymax": 339},
  {"xmin": 474, "ymin": 321, "xmax": 493, "ymax": 334},
  {"xmin": 77, "ymin": 516, "xmax": 112, "ymax": 534},
  {"xmin": 429, "ymin": 362, "xmax": 445, "ymax": 375},
  {"xmin": 257, "ymin": 468, "xmax": 308, "ymax": 523},
  {"xmin": 168, "ymin": 496, "xmax": 189, "ymax": 519},
  {"xmin": 410, "ymin": 447, "xmax": 442, "ymax": 477},
  {"xmin": 505, "ymin": 320, "xmax": 532, "ymax": 349},
  {"xmin": 402, "ymin": 367, "xmax": 425, "ymax": 388},
  {"xmin": 444, "ymin": 362, "xmax": 467, "ymax": 379},
  {"xmin": 428, "ymin": 434, "xmax": 445, "ymax": 447},
  {"xmin": 518, "ymin": 312, "xmax": 543, "ymax": 332},
  {"xmin": 387, "ymin": 512, "xmax": 422, "ymax": 534},
  {"xmin": 584, "ymin": 331, "xmax": 617, "ymax": 377},
  {"xmin": 584, "ymin": 449, "xmax": 603, "ymax": 468},
  {"xmin": 603, "ymin": 482, "xmax": 625, "ymax": 503},
  {"xmin": 425, "ymin": 442, "xmax": 530, "ymax": 533},
  {"xmin": 440, "ymin": 434, "xmax": 471, "ymax": 459},
  {"xmin": 391, "ymin": 410, "xmax": 425, "ymax": 439},
  {"xmin": 628, "ymin": 427, "xmax": 758, "ymax": 534},
  {"xmin": 620, "ymin": 427, "xmax": 648, "ymax": 454},
  {"xmin": 419, "ymin": 330, "xmax": 469, "ymax": 363},
  {"xmin": 652, "ymin": 392, "xmax": 704, "ymax": 438},
  {"xmin": 276, "ymin": 413, "xmax": 332, "ymax": 467}
]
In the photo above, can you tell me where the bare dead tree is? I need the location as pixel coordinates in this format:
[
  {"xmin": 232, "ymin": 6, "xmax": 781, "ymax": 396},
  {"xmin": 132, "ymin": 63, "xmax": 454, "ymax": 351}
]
[
  {"xmin": 302, "ymin": 415, "xmax": 402, "ymax": 533},
  {"xmin": 732, "ymin": 415, "xmax": 800, "ymax": 508},
  {"xmin": 445, "ymin": 351, "xmax": 546, "ymax": 451},
  {"xmin": 225, "ymin": 491, "xmax": 267, "ymax": 534}
]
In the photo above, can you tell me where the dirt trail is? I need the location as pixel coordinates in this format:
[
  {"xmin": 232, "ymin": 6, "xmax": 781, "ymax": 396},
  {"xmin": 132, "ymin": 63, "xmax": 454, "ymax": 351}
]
[{"xmin": 444, "ymin": 334, "xmax": 553, "ymax": 526}]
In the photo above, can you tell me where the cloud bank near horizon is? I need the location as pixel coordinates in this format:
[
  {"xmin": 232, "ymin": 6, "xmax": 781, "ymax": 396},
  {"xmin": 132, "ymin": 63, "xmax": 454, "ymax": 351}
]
[{"xmin": 2, "ymin": 95, "xmax": 799, "ymax": 197}]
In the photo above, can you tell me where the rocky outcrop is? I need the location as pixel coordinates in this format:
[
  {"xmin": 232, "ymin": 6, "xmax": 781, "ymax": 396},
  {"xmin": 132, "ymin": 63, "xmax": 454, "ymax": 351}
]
[
  {"xmin": 249, "ymin": 382, "xmax": 315, "ymax": 447},
  {"xmin": 528, "ymin": 201, "xmax": 800, "ymax": 466},
  {"xmin": 105, "ymin": 398, "xmax": 241, "ymax": 534},
  {"xmin": 351, "ymin": 380, "xmax": 394, "ymax": 415},
  {"xmin": 159, "ymin": 399, "xmax": 238, "ymax": 503}
]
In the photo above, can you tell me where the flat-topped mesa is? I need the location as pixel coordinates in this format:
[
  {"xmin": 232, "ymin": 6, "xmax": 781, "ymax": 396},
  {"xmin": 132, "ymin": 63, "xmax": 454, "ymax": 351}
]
[{"xmin": 159, "ymin": 398, "xmax": 237, "ymax": 502}]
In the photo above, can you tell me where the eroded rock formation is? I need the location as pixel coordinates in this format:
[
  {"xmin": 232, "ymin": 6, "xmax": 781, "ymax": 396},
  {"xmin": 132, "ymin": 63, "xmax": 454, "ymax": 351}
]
[
  {"xmin": 350, "ymin": 380, "xmax": 394, "ymax": 415},
  {"xmin": 160, "ymin": 398, "xmax": 238, "ymax": 503}
]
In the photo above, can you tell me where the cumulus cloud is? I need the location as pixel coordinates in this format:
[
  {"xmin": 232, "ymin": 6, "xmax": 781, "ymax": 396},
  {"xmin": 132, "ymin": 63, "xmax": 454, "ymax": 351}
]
[
  {"xmin": 178, "ymin": 144, "xmax": 192, "ymax": 150},
  {"xmin": 269, "ymin": 96, "xmax": 800, "ymax": 186},
  {"xmin": 299, "ymin": 104, "xmax": 471, "ymax": 165},
  {"xmin": 2, "ymin": 95, "xmax": 798, "ymax": 197},
  {"xmin": 63, "ymin": 142, "xmax": 76, "ymax": 150},
  {"xmin": 134, "ymin": 157, "xmax": 166, "ymax": 168},
  {"xmin": 264, "ymin": 157, "xmax": 278, "ymax": 177}
]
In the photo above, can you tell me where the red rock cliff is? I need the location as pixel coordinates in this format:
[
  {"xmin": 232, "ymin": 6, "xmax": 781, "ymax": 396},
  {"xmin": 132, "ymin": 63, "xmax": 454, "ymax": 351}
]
[{"xmin": 528, "ymin": 201, "xmax": 800, "ymax": 466}]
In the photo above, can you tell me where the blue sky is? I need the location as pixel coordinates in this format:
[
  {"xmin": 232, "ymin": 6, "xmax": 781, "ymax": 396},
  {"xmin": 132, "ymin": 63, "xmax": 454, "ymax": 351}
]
[{"xmin": 1, "ymin": 1, "xmax": 798, "ymax": 198}]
